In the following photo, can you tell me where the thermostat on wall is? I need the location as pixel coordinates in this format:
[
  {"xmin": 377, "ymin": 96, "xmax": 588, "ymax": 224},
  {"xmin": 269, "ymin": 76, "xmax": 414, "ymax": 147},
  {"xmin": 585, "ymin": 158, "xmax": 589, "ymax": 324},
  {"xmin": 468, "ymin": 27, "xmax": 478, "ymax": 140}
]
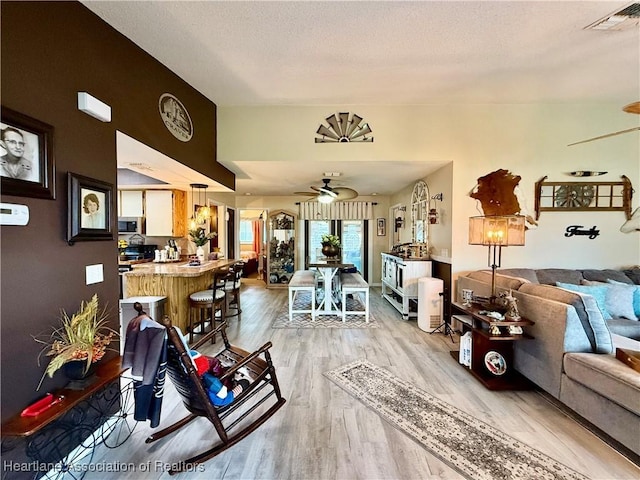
[{"xmin": 0, "ymin": 202, "xmax": 29, "ymax": 226}]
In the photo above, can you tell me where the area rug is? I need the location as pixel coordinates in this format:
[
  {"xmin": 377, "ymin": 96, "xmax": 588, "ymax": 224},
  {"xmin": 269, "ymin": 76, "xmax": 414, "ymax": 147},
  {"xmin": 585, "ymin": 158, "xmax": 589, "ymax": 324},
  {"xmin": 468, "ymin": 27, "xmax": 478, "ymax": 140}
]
[
  {"xmin": 272, "ymin": 292, "xmax": 379, "ymax": 329},
  {"xmin": 325, "ymin": 360, "xmax": 588, "ymax": 480}
]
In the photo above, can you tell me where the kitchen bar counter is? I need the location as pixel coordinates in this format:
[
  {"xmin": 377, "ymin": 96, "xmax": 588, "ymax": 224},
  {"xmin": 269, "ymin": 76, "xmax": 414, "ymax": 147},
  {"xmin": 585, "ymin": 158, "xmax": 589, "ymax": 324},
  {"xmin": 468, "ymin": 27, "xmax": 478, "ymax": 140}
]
[
  {"xmin": 123, "ymin": 259, "xmax": 239, "ymax": 332},
  {"xmin": 126, "ymin": 259, "xmax": 236, "ymax": 276}
]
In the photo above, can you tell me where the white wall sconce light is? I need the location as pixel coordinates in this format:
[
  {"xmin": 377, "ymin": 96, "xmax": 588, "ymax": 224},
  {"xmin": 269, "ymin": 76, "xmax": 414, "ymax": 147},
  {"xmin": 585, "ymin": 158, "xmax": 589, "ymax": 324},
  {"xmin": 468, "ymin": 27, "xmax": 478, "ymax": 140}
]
[{"xmin": 77, "ymin": 92, "xmax": 111, "ymax": 122}]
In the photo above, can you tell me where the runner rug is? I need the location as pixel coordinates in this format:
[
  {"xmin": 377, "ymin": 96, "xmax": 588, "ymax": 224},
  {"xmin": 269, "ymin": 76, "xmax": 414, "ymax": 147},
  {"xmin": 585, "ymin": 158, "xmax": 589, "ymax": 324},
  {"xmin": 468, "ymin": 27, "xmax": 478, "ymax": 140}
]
[
  {"xmin": 324, "ymin": 360, "xmax": 588, "ymax": 480},
  {"xmin": 272, "ymin": 292, "xmax": 379, "ymax": 329}
]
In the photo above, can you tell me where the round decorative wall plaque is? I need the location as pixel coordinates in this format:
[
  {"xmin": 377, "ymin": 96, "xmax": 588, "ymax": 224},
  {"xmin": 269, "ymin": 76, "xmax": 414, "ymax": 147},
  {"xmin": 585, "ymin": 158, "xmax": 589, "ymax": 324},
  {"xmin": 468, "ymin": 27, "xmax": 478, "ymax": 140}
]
[{"xmin": 158, "ymin": 93, "xmax": 193, "ymax": 142}]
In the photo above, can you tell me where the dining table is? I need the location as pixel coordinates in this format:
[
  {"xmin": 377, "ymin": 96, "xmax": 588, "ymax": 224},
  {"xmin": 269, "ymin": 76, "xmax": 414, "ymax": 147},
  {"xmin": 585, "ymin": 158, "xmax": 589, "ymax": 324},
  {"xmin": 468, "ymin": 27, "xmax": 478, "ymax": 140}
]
[{"xmin": 308, "ymin": 260, "xmax": 355, "ymax": 316}]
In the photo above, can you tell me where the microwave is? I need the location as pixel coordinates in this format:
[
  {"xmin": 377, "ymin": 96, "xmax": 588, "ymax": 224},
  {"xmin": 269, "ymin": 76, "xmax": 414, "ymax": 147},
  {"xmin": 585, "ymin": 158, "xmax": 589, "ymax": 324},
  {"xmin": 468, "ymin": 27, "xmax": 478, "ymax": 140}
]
[{"xmin": 118, "ymin": 218, "xmax": 141, "ymax": 234}]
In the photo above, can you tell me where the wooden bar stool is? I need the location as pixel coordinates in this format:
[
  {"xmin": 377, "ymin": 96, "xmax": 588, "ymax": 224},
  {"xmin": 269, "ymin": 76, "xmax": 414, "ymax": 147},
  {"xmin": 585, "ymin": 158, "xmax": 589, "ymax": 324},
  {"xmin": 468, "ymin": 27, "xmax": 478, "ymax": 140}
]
[
  {"xmin": 187, "ymin": 269, "xmax": 227, "ymax": 344},
  {"xmin": 224, "ymin": 262, "xmax": 245, "ymax": 320}
]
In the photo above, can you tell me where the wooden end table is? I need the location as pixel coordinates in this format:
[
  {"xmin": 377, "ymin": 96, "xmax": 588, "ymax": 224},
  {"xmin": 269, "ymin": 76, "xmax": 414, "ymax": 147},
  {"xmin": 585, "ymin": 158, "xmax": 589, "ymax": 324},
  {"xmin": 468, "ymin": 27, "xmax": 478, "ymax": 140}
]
[{"xmin": 450, "ymin": 302, "xmax": 534, "ymax": 390}]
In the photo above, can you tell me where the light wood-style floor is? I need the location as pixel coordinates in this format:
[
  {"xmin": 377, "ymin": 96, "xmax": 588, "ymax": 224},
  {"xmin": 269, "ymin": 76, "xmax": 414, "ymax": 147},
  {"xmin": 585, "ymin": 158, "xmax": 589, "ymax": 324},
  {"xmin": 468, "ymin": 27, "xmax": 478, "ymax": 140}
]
[{"xmin": 89, "ymin": 282, "xmax": 640, "ymax": 479}]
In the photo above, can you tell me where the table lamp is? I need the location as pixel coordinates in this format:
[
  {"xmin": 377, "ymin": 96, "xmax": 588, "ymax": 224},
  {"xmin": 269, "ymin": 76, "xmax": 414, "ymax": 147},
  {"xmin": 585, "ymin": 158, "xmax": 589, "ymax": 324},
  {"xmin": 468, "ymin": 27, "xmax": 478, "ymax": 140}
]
[{"xmin": 468, "ymin": 215, "xmax": 526, "ymax": 304}]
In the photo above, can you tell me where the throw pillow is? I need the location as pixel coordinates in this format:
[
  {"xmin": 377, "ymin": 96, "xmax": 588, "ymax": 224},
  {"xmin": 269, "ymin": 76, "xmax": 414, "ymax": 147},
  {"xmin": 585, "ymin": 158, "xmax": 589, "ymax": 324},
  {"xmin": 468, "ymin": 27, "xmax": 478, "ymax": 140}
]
[
  {"xmin": 556, "ymin": 282, "xmax": 612, "ymax": 320},
  {"xmin": 623, "ymin": 267, "xmax": 640, "ymax": 285},
  {"xmin": 582, "ymin": 279, "xmax": 637, "ymax": 320},
  {"xmin": 609, "ymin": 279, "xmax": 640, "ymax": 319}
]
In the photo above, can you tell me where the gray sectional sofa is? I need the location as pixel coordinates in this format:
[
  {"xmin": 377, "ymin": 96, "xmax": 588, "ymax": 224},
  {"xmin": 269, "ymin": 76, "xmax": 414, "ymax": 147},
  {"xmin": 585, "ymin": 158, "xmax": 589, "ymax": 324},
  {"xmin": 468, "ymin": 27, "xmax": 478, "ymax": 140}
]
[{"xmin": 457, "ymin": 267, "xmax": 640, "ymax": 457}]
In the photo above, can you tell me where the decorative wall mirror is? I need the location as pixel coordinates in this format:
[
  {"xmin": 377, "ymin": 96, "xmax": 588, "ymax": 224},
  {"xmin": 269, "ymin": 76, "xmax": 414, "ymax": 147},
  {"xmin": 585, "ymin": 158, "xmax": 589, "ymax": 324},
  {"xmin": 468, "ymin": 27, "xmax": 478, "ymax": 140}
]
[
  {"xmin": 534, "ymin": 175, "xmax": 632, "ymax": 220},
  {"xmin": 411, "ymin": 181, "xmax": 429, "ymax": 243}
]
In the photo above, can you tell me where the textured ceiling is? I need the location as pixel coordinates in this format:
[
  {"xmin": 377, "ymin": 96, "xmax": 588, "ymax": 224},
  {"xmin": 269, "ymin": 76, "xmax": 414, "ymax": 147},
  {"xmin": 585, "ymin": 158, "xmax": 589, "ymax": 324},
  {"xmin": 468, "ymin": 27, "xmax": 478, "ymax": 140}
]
[{"xmin": 84, "ymin": 1, "xmax": 640, "ymax": 195}]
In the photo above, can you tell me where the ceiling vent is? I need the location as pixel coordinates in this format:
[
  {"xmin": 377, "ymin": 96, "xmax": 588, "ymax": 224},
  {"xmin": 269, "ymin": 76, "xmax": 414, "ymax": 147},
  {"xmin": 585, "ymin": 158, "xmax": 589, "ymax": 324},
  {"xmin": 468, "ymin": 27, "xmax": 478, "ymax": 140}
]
[{"xmin": 586, "ymin": 2, "xmax": 640, "ymax": 30}]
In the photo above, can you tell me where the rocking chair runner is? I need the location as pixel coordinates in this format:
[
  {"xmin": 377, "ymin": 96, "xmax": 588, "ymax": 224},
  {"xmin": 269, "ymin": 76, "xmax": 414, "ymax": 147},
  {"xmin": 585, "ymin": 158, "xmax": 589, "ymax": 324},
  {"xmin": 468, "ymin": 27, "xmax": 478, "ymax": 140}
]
[{"xmin": 145, "ymin": 315, "xmax": 286, "ymax": 475}]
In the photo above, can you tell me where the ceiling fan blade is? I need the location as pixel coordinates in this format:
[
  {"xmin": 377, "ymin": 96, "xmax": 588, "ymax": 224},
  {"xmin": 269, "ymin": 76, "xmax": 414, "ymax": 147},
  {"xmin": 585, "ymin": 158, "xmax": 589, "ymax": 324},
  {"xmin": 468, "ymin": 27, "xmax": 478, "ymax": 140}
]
[
  {"xmin": 567, "ymin": 126, "xmax": 640, "ymax": 146},
  {"xmin": 623, "ymin": 101, "xmax": 640, "ymax": 114},
  {"xmin": 333, "ymin": 187, "xmax": 358, "ymax": 200},
  {"xmin": 311, "ymin": 185, "xmax": 337, "ymax": 197},
  {"xmin": 294, "ymin": 191, "xmax": 319, "ymax": 196}
]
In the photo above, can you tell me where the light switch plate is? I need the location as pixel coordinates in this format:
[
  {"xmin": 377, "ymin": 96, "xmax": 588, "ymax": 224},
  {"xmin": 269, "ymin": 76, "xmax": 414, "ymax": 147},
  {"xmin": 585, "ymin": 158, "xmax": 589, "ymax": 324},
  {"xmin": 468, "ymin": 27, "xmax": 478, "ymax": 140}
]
[{"xmin": 86, "ymin": 264, "xmax": 104, "ymax": 285}]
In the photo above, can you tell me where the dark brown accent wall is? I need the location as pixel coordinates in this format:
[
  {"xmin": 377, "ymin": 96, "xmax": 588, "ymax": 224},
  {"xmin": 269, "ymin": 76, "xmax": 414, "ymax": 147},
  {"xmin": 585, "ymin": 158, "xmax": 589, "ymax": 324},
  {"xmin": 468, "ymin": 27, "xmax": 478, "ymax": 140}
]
[{"xmin": 0, "ymin": 1, "xmax": 234, "ymax": 421}]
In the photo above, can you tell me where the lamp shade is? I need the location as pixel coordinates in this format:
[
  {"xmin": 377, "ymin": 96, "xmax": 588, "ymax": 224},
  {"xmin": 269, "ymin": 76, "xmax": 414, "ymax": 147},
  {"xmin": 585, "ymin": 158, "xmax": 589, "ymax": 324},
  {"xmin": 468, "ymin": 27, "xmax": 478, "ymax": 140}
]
[{"xmin": 469, "ymin": 215, "xmax": 525, "ymax": 246}]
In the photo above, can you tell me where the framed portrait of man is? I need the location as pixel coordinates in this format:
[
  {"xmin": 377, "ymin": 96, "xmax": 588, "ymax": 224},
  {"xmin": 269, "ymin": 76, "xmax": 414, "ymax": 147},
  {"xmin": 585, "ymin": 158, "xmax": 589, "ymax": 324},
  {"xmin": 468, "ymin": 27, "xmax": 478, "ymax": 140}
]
[{"xmin": 0, "ymin": 107, "xmax": 55, "ymax": 199}]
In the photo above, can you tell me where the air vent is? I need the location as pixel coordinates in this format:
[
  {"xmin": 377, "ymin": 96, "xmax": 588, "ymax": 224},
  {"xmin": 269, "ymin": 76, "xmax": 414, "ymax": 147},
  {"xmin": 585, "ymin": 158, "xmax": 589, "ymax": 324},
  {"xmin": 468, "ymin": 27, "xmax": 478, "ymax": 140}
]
[{"xmin": 586, "ymin": 2, "xmax": 640, "ymax": 30}]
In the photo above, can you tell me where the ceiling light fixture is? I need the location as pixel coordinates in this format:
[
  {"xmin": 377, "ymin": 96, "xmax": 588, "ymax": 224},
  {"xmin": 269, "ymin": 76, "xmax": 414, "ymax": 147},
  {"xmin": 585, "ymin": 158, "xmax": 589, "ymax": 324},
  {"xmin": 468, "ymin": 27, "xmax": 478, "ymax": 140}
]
[
  {"xmin": 190, "ymin": 183, "xmax": 209, "ymax": 226},
  {"xmin": 317, "ymin": 192, "xmax": 334, "ymax": 204},
  {"xmin": 315, "ymin": 112, "xmax": 373, "ymax": 143}
]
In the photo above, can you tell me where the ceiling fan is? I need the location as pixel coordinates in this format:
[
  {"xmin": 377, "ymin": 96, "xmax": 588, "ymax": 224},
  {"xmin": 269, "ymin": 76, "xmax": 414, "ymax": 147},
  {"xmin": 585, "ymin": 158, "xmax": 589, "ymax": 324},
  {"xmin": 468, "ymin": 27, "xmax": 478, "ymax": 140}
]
[
  {"xmin": 294, "ymin": 178, "xmax": 358, "ymax": 202},
  {"xmin": 568, "ymin": 101, "xmax": 640, "ymax": 146}
]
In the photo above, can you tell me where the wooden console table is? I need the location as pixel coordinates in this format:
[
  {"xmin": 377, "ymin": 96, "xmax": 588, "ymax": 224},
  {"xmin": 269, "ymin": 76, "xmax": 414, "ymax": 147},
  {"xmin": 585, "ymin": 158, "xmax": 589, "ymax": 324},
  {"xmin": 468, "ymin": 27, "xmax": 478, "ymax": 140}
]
[
  {"xmin": 1, "ymin": 357, "xmax": 135, "ymax": 478},
  {"xmin": 450, "ymin": 302, "xmax": 534, "ymax": 390}
]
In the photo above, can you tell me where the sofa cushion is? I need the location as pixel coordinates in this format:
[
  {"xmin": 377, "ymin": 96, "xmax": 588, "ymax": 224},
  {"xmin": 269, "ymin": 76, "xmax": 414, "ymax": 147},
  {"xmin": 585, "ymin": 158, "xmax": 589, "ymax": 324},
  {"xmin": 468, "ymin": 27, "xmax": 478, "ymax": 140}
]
[
  {"xmin": 563, "ymin": 352, "xmax": 640, "ymax": 416},
  {"xmin": 497, "ymin": 268, "xmax": 539, "ymax": 284},
  {"xmin": 624, "ymin": 267, "xmax": 640, "ymax": 285},
  {"xmin": 536, "ymin": 269, "xmax": 584, "ymax": 285},
  {"xmin": 520, "ymin": 283, "xmax": 613, "ymax": 353},
  {"xmin": 556, "ymin": 282, "xmax": 612, "ymax": 321},
  {"xmin": 582, "ymin": 280, "xmax": 637, "ymax": 320},
  {"xmin": 465, "ymin": 271, "xmax": 528, "ymax": 290},
  {"xmin": 582, "ymin": 269, "xmax": 634, "ymax": 285},
  {"xmin": 607, "ymin": 318, "xmax": 640, "ymax": 341},
  {"xmin": 610, "ymin": 280, "xmax": 640, "ymax": 318}
]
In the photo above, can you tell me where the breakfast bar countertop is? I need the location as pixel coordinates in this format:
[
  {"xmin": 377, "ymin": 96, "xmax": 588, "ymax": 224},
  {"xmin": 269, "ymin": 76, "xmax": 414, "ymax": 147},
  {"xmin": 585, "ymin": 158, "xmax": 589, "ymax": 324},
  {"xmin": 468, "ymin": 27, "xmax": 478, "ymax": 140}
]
[{"xmin": 125, "ymin": 258, "xmax": 238, "ymax": 277}]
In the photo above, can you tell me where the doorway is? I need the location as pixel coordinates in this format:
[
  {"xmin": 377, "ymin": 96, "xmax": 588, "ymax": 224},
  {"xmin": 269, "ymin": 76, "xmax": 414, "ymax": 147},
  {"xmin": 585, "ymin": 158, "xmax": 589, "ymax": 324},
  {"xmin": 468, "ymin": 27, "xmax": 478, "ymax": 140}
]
[{"xmin": 237, "ymin": 208, "xmax": 267, "ymax": 282}]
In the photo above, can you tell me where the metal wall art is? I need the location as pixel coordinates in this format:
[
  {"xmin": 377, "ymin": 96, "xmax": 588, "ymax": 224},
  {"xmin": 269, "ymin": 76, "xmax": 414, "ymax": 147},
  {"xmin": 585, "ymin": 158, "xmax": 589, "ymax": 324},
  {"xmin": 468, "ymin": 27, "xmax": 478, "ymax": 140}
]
[
  {"xmin": 564, "ymin": 225, "xmax": 600, "ymax": 239},
  {"xmin": 534, "ymin": 175, "xmax": 632, "ymax": 220},
  {"xmin": 315, "ymin": 112, "xmax": 373, "ymax": 143}
]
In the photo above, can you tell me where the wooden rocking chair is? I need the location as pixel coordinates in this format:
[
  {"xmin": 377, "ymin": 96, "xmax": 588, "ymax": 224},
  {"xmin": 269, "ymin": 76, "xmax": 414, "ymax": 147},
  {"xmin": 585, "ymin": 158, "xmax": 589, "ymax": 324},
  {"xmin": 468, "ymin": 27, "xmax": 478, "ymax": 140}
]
[{"xmin": 145, "ymin": 313, "xmax": 286, "ymax": 475}]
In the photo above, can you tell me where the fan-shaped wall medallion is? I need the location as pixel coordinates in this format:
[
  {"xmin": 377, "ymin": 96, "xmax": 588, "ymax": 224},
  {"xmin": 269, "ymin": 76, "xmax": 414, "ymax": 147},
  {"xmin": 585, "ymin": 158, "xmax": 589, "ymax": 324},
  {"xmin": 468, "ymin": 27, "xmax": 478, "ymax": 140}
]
[{"xmin": 315, "ymin": 112, "xmax": 373, "ymax": 143}]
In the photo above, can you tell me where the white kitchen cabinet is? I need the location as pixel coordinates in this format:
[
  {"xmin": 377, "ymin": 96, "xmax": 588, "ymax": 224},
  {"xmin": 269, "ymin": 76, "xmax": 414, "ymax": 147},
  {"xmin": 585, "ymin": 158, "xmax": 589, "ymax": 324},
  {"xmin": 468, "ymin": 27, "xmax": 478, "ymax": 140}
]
[
  {"xmin": 381, "ymin": 253, "xmax": 432, "ymax": 320},
  {"xmin": 145, "ymin": 190, "xmax": 173, "ymax": 236},
  {"xmin": 118, "ymin": 190, "xmax": 143, "ymax": 217},
  {"xmin": 144, "ymin": 190, "xmax": 187, "ymax": 237}
]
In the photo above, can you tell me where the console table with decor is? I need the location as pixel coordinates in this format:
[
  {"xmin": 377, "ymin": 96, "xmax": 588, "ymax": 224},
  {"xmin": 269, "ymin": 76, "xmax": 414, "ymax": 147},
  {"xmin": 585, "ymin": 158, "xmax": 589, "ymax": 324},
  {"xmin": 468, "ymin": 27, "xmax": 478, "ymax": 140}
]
[
  {"xmin": 1, "ymin": 356, "xmax": 134, "ymax": 477},
  {"xmin": 450, "ymin": 301, "xmax": 534, "ymax": 390}
]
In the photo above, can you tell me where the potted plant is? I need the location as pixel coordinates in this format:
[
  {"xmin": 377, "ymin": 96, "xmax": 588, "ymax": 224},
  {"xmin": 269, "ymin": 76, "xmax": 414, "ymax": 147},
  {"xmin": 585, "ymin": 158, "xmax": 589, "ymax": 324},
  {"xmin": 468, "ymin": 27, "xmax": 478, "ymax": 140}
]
[
  {"xmin": 321, "ymin": 234, "xmax": 341, "ymax": 259},
  {"xmin": 188, "ymin": 227, "xmax": 217, "ymax": 262},
  {"xmin": 34, "ymin": 294, "xmax": 117, "ymax": 389}
]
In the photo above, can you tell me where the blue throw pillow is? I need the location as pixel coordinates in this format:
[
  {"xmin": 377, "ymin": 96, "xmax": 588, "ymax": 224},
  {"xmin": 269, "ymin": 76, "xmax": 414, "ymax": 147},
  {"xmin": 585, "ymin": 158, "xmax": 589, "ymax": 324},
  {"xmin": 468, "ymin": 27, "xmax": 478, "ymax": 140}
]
[
  {"xmin": 555, "ymin": 282, "xmax": 612, "ymax": 320},
  {"xmin": 609, "ymin": 279, "xmax": 640, "ymax": 318}
]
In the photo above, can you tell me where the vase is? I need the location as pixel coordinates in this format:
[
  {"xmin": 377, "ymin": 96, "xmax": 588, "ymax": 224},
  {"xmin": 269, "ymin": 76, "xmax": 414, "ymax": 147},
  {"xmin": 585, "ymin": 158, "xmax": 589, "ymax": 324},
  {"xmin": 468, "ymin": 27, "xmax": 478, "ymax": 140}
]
[
  {"xmin": 196, "ymin": 246, "xmax": 205, "ymax": 263},
  {"xmin": 63, "ymin": 360, "xmax": 95, "ymax": 380},
  {"xmin": 322, "ymin": 244, "xmax": 339, "ymax": 259}
]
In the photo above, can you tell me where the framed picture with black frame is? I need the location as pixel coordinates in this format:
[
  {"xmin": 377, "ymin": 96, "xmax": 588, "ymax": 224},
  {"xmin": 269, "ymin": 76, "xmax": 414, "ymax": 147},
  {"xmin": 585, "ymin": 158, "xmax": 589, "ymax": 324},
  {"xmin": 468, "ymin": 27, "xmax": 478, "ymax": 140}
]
[
  {"xmin": 0, "ymin": 106, "xmax": 55, "ymax": 199},
  {"xmin": 67, "ymin": 172, "xmax": 114, "ymax": 245},
  {"xmin": 377, "ymin": 217, "xmax": 386, "ymax": 236}
]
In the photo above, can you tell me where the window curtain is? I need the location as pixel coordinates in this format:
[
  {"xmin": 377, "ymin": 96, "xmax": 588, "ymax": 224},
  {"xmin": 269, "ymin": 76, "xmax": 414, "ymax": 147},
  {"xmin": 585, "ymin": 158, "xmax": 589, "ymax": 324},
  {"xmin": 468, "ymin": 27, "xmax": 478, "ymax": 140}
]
[
  {"xmin": 252, "ymin": 220, "xmax": 261, "ymax": 254},
  {"xmin": 298, "ymin": 201, "xmax": 374, "ymax": 220}
]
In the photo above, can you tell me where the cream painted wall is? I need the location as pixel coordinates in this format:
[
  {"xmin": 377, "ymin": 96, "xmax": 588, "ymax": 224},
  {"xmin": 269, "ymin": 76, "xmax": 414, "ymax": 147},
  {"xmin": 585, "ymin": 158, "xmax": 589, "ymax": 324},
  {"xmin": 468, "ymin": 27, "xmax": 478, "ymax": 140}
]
[{"xmin": 219, "ymin": 105, "xmax": 639, "ymax": 280}]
